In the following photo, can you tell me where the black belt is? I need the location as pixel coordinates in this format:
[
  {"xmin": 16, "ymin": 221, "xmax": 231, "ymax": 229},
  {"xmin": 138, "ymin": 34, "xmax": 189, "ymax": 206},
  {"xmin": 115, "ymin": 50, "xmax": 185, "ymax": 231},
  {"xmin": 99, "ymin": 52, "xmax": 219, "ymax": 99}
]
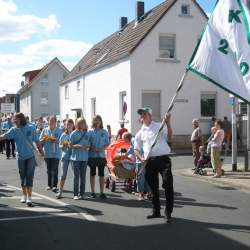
[{"xmin": 149, "ymin": 155, "xmax": 169, "ymax": 160}]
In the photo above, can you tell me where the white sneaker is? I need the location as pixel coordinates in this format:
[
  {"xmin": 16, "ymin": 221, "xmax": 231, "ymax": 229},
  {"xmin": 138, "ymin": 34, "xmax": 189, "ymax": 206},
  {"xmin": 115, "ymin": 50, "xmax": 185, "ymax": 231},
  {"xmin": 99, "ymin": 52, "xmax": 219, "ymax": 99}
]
[
  {"xmin": 20, "ymin": 196, "xmax": 26, "ymax": 203},
  {"xmin": 73, "ymin": 196, "xmax": 80, "ymax": 200},
  {"xmin": 56, "ymin": 192, "xmax": 62, "ymax": 199},
  {"xmin": 26, "ymin": 197, "xmax": 33, "ymax": 207},
  {"xmin": 46, "ymin": 186, "xmax": 52, "ymax": 190}
]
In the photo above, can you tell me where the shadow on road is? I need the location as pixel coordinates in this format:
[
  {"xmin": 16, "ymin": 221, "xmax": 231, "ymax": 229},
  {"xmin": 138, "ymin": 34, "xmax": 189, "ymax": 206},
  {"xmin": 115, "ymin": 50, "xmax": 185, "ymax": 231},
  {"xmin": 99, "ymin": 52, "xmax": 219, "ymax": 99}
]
[{"xmin": 0, "ymin": 215, "xmax": 249, "ymax": 250}]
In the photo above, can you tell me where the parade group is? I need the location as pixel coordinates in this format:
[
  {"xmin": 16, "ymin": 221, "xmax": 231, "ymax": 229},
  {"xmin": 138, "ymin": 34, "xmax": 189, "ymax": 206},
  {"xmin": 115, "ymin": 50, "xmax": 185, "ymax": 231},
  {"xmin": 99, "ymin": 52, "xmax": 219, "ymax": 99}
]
[{"xmin": 0, "ymin": 108, "xmax": 230, "ymax": 223}]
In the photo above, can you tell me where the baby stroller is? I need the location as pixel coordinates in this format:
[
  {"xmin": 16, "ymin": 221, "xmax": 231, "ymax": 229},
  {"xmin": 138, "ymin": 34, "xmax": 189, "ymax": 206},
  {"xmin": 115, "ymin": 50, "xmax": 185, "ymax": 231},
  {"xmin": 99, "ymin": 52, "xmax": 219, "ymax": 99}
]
[
  {"xmin": 106, "ymin": 139, "xmax": 136, "ymax": 192},
  {"xmin": 194, "ymin": 142, "xmax": 225, "ymax": 175}
]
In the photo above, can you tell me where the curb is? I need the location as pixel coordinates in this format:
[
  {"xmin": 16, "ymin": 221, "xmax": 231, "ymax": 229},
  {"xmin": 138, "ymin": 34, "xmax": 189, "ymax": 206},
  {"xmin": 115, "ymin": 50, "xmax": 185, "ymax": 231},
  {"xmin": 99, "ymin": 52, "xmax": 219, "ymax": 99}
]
[{"xmin": 174, "ymin": 169, "xmax": 250, "ymax": 192}]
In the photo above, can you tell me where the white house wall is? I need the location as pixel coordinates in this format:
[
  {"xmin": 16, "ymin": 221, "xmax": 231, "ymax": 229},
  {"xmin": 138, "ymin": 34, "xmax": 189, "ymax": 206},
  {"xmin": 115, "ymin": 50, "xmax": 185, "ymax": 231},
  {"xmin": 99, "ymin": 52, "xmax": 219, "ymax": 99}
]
[
  {"xmin": 60, "ymin": 76, "xmax": 85, "ymax": 120},
  {"xmin": 84, "ymin": 59, "xmax": 131, "ymax": 132},
  {"xmin": 130, "ymin": 0, "xmax": 231, "ymax": 136},
  {"xmin": 20, "ymin": 92, "xmax": 31, "ymax": 119}
]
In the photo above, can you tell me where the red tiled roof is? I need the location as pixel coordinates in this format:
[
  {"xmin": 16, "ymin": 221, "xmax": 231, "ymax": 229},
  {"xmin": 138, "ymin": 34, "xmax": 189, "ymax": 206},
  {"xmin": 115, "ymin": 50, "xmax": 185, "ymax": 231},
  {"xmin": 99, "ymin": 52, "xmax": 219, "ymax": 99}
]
[
  {"xmin": 22, "ymin": 69, "xmax": 42, "ymax": 85},
  {"xmin": 62, "ymin": 0, "xmax": 208, "ymax": 84}
]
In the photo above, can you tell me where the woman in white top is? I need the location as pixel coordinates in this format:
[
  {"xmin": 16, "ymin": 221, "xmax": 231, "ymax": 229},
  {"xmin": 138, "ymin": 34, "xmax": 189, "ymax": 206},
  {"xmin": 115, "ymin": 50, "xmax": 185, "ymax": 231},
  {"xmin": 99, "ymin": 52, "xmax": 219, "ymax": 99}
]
[{"xmin": 211, "ymin": 120, "xmax": 224, "ymax": 178}]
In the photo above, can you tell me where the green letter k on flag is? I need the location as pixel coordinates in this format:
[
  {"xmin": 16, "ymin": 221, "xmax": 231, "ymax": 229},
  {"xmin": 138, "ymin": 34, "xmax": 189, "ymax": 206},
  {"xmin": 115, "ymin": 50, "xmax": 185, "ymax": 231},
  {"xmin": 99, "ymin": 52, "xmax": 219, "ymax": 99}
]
[{"xmin": 188, "ymin": 0, "xmax": 250, "ymax": 103}]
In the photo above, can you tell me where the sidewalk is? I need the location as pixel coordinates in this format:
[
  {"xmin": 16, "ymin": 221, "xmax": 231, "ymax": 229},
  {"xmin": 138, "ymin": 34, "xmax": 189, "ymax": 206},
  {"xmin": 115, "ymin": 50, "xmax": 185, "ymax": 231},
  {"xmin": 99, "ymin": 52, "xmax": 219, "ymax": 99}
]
[{"xmin": 175, "ymin": 163, "xmax": 250, "ymax": 192}]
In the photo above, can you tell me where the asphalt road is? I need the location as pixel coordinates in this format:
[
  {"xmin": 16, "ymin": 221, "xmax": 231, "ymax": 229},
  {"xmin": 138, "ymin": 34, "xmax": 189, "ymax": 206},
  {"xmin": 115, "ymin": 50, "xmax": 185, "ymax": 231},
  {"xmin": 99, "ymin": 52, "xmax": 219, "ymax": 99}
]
[{"xmin": 0, "ymin": 154, "xmax": 250, "ymax": 250}]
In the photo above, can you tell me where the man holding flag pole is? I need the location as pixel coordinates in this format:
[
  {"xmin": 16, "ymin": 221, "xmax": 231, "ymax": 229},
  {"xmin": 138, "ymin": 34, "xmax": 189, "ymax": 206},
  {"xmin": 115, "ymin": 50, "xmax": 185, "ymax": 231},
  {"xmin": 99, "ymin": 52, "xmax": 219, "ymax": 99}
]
[{"xmin": 138, "ymin": 0, "xmax": 250, "ymax": 222}]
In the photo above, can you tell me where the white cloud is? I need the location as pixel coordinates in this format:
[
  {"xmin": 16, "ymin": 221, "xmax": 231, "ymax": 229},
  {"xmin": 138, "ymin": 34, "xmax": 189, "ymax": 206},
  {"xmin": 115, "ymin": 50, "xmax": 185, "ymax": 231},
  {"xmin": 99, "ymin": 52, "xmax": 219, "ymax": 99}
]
[
  {"xmin": 23, "ymin": 39, "xmax": 92, "ymax": 57},
  {"xmin": 0, "ymin": 39, "xmax": 92, "ymax": 96},
  {"xmin": 0, "ymin": 0, "xmax": 60, "ymax": 41},
  {"xmin": 0, "ymin": 0, "xmax": 17, "ymax": 16}
]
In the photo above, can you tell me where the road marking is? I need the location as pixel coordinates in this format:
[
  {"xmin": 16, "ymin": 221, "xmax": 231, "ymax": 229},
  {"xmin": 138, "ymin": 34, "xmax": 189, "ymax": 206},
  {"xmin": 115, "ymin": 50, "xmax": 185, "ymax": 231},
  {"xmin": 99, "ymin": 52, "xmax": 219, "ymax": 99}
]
[
  {"xmin": 80, "ymin": 212, "xmax": 97, "ymax": 221},
  {"xmin": 0, "ymin": 213, "xmax": 79, "ymax": 222},
  {"xmin": 0, "ymin": 207, "xmax": 65, "ymax": 212},
  {"xmin": 4, "ymin": 184, "xmax": 98, "ymax": 222},
  {"xmin": 0, "ymin": 187, "xmax": 15, "ymax": 191},
  {"xmin": 0, "ymin": 196, "xmax": 42, "ymax": 200}
]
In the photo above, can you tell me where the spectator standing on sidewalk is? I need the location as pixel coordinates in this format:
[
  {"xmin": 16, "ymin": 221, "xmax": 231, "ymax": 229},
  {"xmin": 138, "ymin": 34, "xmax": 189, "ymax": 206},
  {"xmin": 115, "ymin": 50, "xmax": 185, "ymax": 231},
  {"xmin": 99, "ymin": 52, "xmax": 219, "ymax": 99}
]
[
  {"xmin": 211, "ymin": 120, "xmax": 225, "ymax": 178},
  {"xmin": 40, "ymin": 116, "xmax": 62, "ymax": 192},
  {"xmin": 134, "ymin": 107, "xmax": 174, "ymax": 223},
  {"xmin": 191, "ymin": 119, "xmax": 202, "ymax": 168},
  {"xmin": 223, "ymin": 116, "xmax": 232, "ymax": 150},
  {"xmin": 0, "ymin": 113, "xmax": 44, "ymax": 206}
]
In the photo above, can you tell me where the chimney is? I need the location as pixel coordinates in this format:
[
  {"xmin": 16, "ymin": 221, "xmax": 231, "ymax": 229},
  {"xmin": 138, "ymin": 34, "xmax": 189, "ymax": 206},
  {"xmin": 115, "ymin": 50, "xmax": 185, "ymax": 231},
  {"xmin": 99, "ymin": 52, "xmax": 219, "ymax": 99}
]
[
  {"xmin": 120, "ymin": 17, "xmax": 128, "ymax": 30},
  {"xmin": 135, "ymin": 1, "xmax": 145, "ymax": 22}
]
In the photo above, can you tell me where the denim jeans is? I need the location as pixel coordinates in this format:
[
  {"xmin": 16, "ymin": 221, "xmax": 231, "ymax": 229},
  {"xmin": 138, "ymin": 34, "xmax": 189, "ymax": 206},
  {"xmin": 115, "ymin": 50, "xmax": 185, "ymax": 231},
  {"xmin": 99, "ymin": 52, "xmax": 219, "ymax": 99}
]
[
  {"xmin": 60, "ymin": 159, "xmax": 70, "ymax": 181},
  {"xmin": 45, "ymin": 158, "xmax": 59, "ymax": 188},
  {"xmin": 72, "ymin": 161, "xmax": 87, "ymax": 196},
  {"xmin": 17, "ymin": 157, "xmax": 36, "ymax": 187},
  {"xmin": 136, "ymin": 163, "xmax": 150, "ymax": 193}
]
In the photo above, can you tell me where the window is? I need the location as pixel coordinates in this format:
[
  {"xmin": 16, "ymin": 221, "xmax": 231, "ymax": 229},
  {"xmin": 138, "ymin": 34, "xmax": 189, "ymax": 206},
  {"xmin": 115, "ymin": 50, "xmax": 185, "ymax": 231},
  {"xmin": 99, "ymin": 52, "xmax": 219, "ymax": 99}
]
[
  {"xmin": 40, "ymin": 92, "xmax": 48, "ymax": 106},
  {"xmin": 239, "ymin": 102, "xmax": 247, "ymax": 115},
  {"xmin": 181, "ymin": 5, "xmax": 190, "ymax": 15},
  {"xmin": 201, "ymin": 93, "xmax": 216, "ymax": 117},
  {"xmin": 142, "ymin": 91, "xmax": 161, "ymax": 121},
  {"xmin": 77, "ymin": 81, "xmax": 80, "ymax": 91},
  {"xmin": 65, "ymin": 85, "xmax": 69, "ymax": 99},
  {"xmin": 91, "ymin": 98, "xmax": 96, "ymax": 118},
  {"xmin": 119, "ymin": 91, "xmax": 127, "ymax": 121},
  {"xmin": 40, "ymin": 74, "xmax": 48, "ymax": 85},
  {"xmin": 159, "ymin": 34, "xmax": 175, "ymax": 59}
]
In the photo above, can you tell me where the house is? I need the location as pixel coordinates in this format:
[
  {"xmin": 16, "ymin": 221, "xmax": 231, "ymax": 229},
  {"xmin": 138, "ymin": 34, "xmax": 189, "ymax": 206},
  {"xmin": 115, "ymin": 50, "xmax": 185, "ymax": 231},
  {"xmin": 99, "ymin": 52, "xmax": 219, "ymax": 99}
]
[
  {"xmin": 60, "ymin": 0, "xmax": 231, "ymax": 148},
  {"xmin": 18, "ymin": 57, "xmax": 69, "ymax": 121}
]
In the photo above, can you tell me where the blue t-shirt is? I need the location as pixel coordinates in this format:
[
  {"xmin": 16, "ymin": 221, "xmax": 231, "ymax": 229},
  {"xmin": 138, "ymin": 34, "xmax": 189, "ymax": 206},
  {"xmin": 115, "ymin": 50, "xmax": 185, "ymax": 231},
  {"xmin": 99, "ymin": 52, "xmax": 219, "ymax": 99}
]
[
  {"xmin": 27, "ymin": 122, "xmax": 36, "ymax": 130},
  {"xmin": 2, "ymin": 121, "xmax": 13, "ymax": 131},
  {"xmin": 70, "ymin": 130, "xmax": 90, "ymax": 161},
  {"xmin": 59, "ymin": 132, "xmax": 71, "ymax": 160},
  {"xmin": 89, "ymin": 128, "xmax": 109, "ymax": 158},
  {"xmin": 4, "ymin": 125, "xmax": 39, "ymax": 160},
  {"xmin": 39, "ymin": 127, "xmax": 62, "ymax": 159}
]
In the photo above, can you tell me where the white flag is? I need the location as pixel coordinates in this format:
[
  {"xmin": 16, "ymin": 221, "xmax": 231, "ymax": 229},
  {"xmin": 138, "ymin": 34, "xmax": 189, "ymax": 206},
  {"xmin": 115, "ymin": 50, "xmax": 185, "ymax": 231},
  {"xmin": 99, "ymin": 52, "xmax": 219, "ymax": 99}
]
[{"xmin": 188, "ymin": 0, "xmax": 250, "ymax": 103}]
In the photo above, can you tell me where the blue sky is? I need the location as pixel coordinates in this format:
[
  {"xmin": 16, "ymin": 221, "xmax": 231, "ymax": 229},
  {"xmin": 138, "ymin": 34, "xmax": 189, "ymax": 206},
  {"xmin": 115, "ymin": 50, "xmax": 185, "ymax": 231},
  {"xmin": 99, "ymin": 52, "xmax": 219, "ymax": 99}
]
[{"xmin": 0, "ymin": 0, "xmax": 216, "ymax": 96}]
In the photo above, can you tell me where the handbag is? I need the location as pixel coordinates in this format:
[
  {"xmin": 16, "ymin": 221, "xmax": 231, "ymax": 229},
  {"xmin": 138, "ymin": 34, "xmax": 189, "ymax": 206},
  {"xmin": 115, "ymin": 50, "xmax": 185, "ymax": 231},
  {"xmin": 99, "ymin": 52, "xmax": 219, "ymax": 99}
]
[
  {"xmin": 19, "ymin": 128, "xmax": 44, "ymax": 167},
  {"xmin": 72, "ymin": 131, "xmax": 86, "ymax": 145}
]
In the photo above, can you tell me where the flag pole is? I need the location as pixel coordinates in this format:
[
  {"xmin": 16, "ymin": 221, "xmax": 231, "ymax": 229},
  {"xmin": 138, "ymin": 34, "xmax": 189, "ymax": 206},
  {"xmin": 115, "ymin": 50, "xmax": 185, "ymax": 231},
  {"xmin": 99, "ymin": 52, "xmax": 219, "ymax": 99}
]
[
  {"xmin": 143, "ymin": 69, "xmax": 189, "ymax": 162},
  {"xmin": 232, "ymin": 96, "xmax": 238, "ymax": 171}
]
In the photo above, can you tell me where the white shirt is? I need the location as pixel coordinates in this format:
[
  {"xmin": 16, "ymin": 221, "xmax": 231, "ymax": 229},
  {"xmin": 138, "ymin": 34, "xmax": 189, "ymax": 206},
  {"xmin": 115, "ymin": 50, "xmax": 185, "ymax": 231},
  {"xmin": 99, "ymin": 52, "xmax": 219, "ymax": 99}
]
[
  {"xmin": 134, "ymin": 121, "xmax": 171, "ymax": 158},
  {"xmin": 211, "ymin": 129, "xmax": 224, "ymax": 148}
]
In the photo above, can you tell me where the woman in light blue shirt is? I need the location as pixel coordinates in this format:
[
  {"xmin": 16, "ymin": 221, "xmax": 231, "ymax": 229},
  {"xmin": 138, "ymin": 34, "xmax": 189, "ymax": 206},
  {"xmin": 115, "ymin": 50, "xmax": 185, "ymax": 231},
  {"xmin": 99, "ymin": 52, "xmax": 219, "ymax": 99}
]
[
  {"xmin": 0, "ymin": 113, "xmax": 44, "ymax": 206},
  {"xmin": 70, "ymin": 118, "xmax": 90, "ymax": 200},
  {"xmin": 40, "ymin": 116, "xmax": 62, "ymax": 192},
  {"xmin": 56, "ymin": 119, "xmax": 74, "ymax": 199},
  {"xmin": 88, "ymin": 115, "xmax": 109, "ymax": 199}
]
